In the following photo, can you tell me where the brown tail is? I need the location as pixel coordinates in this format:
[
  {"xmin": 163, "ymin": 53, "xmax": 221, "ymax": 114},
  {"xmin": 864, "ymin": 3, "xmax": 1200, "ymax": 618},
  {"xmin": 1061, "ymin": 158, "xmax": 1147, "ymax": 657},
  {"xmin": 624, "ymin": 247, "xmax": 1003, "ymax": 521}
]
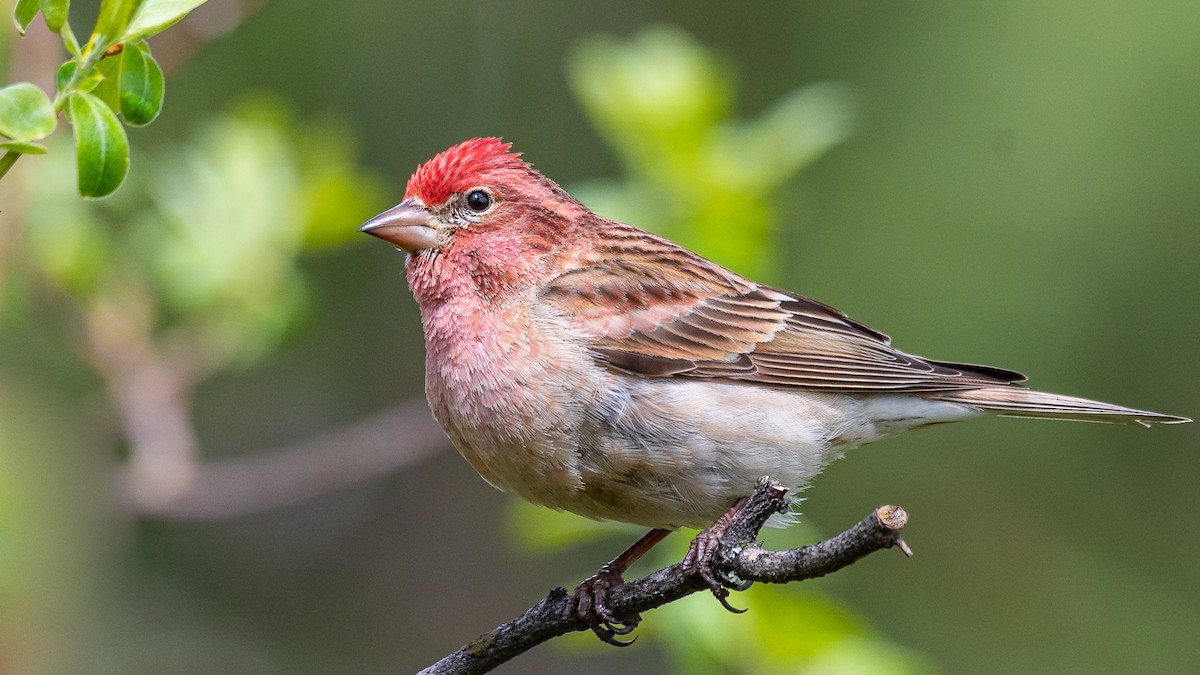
[{"xmin": 929, "ymin": 387, "xmax": 1191, "ymax": 427}]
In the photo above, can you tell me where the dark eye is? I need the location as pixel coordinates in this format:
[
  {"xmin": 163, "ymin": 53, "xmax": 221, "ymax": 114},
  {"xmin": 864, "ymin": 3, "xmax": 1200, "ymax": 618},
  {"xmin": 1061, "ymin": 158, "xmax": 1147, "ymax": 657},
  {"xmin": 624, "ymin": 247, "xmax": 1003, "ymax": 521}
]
[{"xmin": 465, "ymin": 189, "xmax": 492, "ymax": 212}]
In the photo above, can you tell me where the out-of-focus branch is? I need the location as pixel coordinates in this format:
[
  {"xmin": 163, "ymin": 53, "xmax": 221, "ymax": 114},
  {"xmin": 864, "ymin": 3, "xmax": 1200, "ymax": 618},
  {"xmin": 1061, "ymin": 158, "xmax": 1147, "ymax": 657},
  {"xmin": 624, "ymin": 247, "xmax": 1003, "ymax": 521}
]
[
  {"xmin": 420, "ymin": 482, "xmax": 912, "ymax": 675},
  {"xmin": 117, "ymin": 397, "xmax": 446, "ymax": 520},
  {"xmin": 85, "ymin": 286, "xmax": 204, "ymax": 512},
  {"xmin": 82, "ymin": 282, "xmax": 446, "ymax": 519}
]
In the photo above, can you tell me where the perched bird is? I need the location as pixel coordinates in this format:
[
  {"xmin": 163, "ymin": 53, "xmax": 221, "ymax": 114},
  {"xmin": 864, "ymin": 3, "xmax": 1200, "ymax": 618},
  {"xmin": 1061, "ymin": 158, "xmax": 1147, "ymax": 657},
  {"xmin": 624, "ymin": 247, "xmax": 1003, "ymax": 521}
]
[{"xmin": 361, "ymin": 138, "xmax": 1188, "ymax": 642}]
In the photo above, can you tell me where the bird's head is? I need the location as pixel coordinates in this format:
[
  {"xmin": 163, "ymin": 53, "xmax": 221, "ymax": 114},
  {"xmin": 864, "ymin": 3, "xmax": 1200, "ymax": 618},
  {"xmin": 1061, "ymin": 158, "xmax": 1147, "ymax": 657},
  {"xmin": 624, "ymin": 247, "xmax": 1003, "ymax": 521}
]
[{"xmin": 360, "ymin": 138, "xmax": 583, "ymax": 257}]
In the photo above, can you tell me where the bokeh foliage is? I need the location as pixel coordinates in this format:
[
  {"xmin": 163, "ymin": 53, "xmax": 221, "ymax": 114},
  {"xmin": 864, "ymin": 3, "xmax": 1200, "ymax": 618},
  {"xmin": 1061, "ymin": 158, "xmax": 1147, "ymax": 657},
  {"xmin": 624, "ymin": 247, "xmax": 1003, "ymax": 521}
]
[
  {"xmin": 568, "ymin": 26, "xmax": 854, "ymax": 279},
  {"xmin": 22, "ymin": 96, "xmax": 384, "ymax": 365}
]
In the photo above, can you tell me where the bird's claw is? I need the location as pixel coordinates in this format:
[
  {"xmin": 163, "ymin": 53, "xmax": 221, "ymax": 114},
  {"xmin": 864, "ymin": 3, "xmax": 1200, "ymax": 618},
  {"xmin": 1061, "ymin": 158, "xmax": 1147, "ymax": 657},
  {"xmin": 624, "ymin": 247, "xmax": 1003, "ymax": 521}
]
[
  {"xmin": 683, "ymin": 517, "xmax": 752, "ymax": 614},
  {"xmin": 687, "ymin": 564, "xmax": 751, "ymax": 614},
  {"xmin": 566, "ymin": 567, "xmax": 642, "ymax": 646},
  {"xmin": 605, "ymin": 620, "xmax": 638, "ymax": 636},
  {"xmin": 713, "ymin": 587, "xmax": 749, "ymax": 614}
]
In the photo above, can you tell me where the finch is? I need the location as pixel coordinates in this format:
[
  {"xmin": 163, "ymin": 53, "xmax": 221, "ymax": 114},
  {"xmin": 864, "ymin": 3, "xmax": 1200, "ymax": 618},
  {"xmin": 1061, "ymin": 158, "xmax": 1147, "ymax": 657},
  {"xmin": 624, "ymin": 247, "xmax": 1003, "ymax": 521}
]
[{"xmin": 361, "ymin": 138, "xmax": 1188, "ymax": 641}]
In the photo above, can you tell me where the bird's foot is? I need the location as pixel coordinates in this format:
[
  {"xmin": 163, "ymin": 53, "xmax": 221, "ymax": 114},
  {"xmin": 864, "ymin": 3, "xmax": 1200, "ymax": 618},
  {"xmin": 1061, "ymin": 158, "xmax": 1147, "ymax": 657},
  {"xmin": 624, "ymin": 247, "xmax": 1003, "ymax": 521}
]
[
  {"xmin": 565, "ymin": 565, "xmax": 641, "ymax": 646},
  {"xmin": 683, "ymin": 498, "xmax": 754, "ymax": 613}
]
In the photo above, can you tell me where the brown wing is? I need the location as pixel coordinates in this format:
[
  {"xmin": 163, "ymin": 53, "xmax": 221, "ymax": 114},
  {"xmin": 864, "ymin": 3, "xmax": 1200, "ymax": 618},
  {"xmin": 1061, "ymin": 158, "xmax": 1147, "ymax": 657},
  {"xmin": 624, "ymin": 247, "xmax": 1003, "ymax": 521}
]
[{"xmin": 542, "ymin": 226, "xmax": 1025, "ymax": 392}]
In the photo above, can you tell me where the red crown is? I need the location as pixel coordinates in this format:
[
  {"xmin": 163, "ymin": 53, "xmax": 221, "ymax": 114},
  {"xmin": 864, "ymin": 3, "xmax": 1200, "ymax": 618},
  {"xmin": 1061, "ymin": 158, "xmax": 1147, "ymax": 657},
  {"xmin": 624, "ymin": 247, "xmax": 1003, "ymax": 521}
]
[{"xmin": 405, "ymin": 138, "xmax": 525, "ymax": 205}]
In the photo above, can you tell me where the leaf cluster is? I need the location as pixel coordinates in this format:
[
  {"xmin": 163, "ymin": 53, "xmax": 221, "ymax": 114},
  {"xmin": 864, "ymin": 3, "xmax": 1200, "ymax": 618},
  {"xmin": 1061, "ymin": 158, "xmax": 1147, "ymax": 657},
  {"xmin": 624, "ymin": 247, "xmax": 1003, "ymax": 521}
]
[
  {"xmin": 568, "ymin": 26, "xmax": 856, "ymax": 279},
  {"xmin": 3, "ymin": 0, "xmax": 207, "ymax": 195},
  {"xmin": 20, "ymin": 98, "xmax": 386, "ymax": 368}
]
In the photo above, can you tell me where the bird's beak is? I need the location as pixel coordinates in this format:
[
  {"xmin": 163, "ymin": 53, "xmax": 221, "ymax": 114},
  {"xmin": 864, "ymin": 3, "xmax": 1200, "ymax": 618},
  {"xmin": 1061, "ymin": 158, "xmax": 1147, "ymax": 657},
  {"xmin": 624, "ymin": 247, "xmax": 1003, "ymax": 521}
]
[{"xmin": 359, "ymin": 198, "xmax": 440, "ymax": 252}]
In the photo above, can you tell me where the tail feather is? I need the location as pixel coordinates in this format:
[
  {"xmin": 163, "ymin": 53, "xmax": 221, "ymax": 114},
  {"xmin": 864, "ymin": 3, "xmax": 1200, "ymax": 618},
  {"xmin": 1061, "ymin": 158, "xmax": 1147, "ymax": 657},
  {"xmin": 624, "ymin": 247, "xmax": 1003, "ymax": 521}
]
[{"xmin": 930, "ymin": 387, "xmax": 1191, "ymax": 427}]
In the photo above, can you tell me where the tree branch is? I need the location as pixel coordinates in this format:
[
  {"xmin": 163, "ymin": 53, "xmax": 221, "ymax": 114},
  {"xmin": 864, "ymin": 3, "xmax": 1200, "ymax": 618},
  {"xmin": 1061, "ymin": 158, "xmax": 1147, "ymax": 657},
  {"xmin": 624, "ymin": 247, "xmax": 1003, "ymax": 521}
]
[
  {"xmin": 117, "ymin": 398, "xmax": 447, "ymax": 519},
  {"xmin": 420, "ymin": 480, "xmax": 911, "ymax": 675},
  {"xmin": 78, "ymin": 235, "xmax": 449, "ymax": 520}
]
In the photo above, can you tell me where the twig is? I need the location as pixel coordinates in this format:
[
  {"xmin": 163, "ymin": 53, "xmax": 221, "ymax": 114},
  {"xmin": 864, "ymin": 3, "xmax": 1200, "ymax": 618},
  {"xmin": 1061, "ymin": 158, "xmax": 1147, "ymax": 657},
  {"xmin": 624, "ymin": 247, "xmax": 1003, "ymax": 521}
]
[
  {"xmin": 420, "ymin": 481, "xmax": 910, "ymax": 675},
  {"xmin": 118, "ymin": 398, "xmax": 447, "ymax": 519},
  {"xmin": 77, "ymin": 269, "xmax": 447, "ymax": 519},
  {"xmin": 0, "ymin": 151, "xmax": 19, "ymax": 180}
]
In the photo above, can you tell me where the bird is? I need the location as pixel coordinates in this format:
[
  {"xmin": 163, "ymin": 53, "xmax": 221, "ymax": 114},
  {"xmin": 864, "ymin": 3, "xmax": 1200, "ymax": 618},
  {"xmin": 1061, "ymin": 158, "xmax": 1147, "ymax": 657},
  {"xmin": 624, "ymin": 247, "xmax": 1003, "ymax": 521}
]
[{"xmin": 360, "ymin": 137, "xmax": 1188, "ymax": 643}]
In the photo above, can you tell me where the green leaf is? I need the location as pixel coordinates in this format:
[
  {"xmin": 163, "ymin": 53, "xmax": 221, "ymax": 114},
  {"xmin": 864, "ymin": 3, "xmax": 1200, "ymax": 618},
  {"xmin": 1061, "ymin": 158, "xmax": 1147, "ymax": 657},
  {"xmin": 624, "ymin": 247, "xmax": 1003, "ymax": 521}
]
[
  {"xmin": 123, "ymin": 0, "xmax": 206, "ymax": 42},
  {"xmin": 93, "ymin": 0, "xmax": 143, "ymax": 42},
  {"xmin": 91, "ymin": 53, "xmax": 123, "ymax": 113},
  {"xmin": 55, "ymin": 60, "xmax": 109, "ymax": 96},
  {"xmin": 0, "ymin": 140, "xmax": 48, "ymax": 154},
  {"xmin": 14, "ymin": 0, "xmax": 39, "ymax": 35},
  {"xmin": 118, "ymin": 42, "xmax": 163, "ymax": 126},
  {"xmin": 38, "ymin": 0, "xmax": 68, "ymax": 33},
  {"xmin": 54, "ymin": 62, "xmax": 77, "ymax": 92},
  {"xmin": 80, "ymin": 71, "xmax": 107, "ymax": 94},
  {"xmin": 0, "ymin": 83, "xmax": 57, "ymax": 141},
  {"xmin": 66, "ymin": 91, "xmax": 129, "ymax": 197}
]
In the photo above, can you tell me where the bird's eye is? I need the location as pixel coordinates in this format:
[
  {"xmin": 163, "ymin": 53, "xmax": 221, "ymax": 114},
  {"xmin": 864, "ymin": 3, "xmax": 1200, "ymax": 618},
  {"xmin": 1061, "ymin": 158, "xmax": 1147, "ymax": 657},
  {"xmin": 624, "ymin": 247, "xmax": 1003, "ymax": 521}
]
[{"xmin": 465, "ymin": 189, "xmax": 492, "ymax": 212}]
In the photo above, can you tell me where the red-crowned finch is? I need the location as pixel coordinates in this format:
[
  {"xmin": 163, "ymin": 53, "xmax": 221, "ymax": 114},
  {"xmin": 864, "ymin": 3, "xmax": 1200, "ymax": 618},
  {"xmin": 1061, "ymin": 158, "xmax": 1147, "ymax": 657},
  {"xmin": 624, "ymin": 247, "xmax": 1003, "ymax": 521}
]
[{"xmin": 361, "ymin": 138, "xmax": 1188, "ymax": 642}]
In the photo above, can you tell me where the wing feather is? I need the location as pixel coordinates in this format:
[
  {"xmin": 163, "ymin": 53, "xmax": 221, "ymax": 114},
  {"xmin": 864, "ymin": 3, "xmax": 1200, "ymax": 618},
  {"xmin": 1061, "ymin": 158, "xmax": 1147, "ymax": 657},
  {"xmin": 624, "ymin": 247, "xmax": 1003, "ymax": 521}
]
[{"xmin": 543, "ymin": 225, "xmax": 1025, "ymax": 392}]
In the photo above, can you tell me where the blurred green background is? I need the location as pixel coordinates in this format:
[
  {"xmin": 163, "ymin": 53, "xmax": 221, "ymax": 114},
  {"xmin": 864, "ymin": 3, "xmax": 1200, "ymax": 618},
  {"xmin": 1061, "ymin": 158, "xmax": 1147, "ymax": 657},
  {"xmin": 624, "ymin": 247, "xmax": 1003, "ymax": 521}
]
[{"xmin": 2, "ymin": 1, "xmax": 1198, "ymax": 673}]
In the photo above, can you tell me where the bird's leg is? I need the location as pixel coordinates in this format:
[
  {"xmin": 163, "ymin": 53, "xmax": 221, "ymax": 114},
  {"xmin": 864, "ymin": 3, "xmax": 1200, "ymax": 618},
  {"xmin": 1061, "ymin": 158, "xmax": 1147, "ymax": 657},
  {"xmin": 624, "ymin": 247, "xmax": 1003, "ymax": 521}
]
[
  {"xmin": 683, "ymin": 496, "xmax": 753, "ymax": 613},
  {"xmin": 567, "ymin": 527, "xmax": 671, "ymax": 646}
]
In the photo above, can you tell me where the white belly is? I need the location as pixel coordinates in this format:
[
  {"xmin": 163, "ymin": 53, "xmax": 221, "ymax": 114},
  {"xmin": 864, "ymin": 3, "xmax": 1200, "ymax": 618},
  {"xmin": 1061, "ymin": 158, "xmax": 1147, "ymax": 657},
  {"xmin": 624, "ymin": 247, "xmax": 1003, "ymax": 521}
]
[{"xmin": 439, "ymin": 360, "xmax": 982, "ymax": 529}]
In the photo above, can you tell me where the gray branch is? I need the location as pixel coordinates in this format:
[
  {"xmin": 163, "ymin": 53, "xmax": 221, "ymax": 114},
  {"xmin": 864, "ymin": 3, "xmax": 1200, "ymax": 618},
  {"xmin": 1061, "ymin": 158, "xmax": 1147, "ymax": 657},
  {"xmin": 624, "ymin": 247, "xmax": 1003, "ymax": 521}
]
[
  {"xmin": 118, "ymin": 399, "xmax": 447, "ymax": 519},
  {"xmin": 420, "ymin": 481, "xmax": 911, "ymax": 675}
]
